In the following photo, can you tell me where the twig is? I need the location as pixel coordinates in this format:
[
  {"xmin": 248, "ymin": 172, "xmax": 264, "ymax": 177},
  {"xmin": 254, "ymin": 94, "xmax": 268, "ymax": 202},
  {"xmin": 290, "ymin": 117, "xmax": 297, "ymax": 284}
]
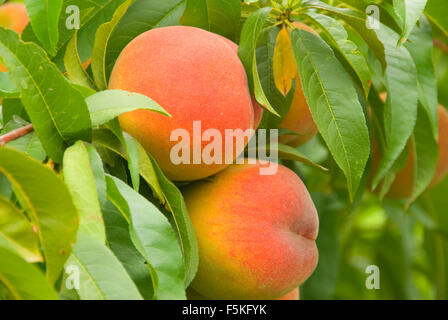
[
  {"xmin": 434, "ymin": 38, "xmax": 448, "ymax": 55},
  {"xmin": 0, "ymin": 124, "xmax": 34, "ymax": 146}
]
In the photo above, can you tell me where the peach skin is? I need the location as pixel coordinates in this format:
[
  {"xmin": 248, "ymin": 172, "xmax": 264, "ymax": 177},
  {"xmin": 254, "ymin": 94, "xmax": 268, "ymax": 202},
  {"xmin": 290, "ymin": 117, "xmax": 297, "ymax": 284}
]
[
  {"xmin": 183, "ymin": 161, "xmax": 319, "ymax": 300},
  {"xmin": 109, "ymin": 26, "xmax": 255, "ymax": 181}
]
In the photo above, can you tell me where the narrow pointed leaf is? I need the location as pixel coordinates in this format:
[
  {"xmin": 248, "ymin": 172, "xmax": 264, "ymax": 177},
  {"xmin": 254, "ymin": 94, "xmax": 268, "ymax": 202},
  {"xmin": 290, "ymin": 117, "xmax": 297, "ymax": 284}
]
[
  {"xmin": 0, "ymin": 246, "xmax": 58, "ymax": 300},
  {"xmin": 408, "ymin": 105, "xmax": 438, "ymax": 204},
  {"xmin": 63, "ymin": 141, "xmax": 105, "ymax": 243},
  {"xmin": 273, "ymin": 26, "xmax": 298, "ymax": 96},
  {"xmin": 405, "ymin": 16, "xmax": 438, "ymax": 139},
  {"xmin": 394, "ymin": 0, "xmax": 428, "ymax": 43},
  {"xmin": 106, "ymin": 175, "xmax": 186, "ymax": 300},
  {"xmin": 66, "ymin": 233, "xmax": 143, "ymax": 300},
  {"xmin": 238, "ymin": 7, "xmax": 279, "ymax": 116},
  {"xmin": 290, "ymin": 29, "xmax": 370, "ymax": 199},
  {"xmin": 372, "ymin": 25, "xmax": 418, "ymax": 188},
  {"xmin": 24, "ymin": 0, "xmax": 63, "ymax": 55},
  {"xmin": 305, "ymin": 12, "xmax": 371, "ymax": 96},
  {"xmin": 0, "ymin": 147, "xmax": 78, "ymax": 283},
  {"xmin": 305, "ymin": 1, "xmax": 387, "ymax": 71},
  {"xmin": 91, "ymin": 130, "xmax": 198, "ymax": 286},
  {"xmin": 86, "ymin": 89, "xmax": 169, "ymax": 127},
  {"xmin": 91, "ymin": 0, "xmax": 134, "ymax": 90},
  {"xmin": 0, "ymin": 195, "xmax": 41, "ymax": 263},
  {"xmin": 64, "ymin": 31, "xmax": 96, "ymax": 89}
]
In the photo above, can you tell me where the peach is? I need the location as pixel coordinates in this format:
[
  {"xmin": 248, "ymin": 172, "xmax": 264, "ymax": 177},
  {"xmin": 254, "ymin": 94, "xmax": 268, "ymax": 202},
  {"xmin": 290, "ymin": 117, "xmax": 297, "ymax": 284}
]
[
  {"xmin": 372, "ymin": 105, "xmax": 448, "ymax": 199},
  {"xmin": 187, "ymin": 287, "xmax": 300, "ymax": 300},
  {"xmin": 277, "ymin": 288, "xmax": 299, "ymax": 300},
  {"xmin": 430, "ymin": 105, "xmax": 448, "ymax": 187},
  {"xmin": 183, "ymin": 161, "xmax": 319, "ymax": 300},
  {"xmin": 279, "ymin": 75, "xmax": 318, "ymax": 146},
  {"xmin": 109, "ymin": 26, "xmax": 255, "ymax": 181},
  {"xmin": 0, "ymin": 2, "xmax": 29, "ymax": 72},
  {"xmin": 212, "ymin": 34, "xmax": 264, "ymax": 130},
  {"xmin": 278, "ymin": 23, "xmax": 318, "ymax": 147}
]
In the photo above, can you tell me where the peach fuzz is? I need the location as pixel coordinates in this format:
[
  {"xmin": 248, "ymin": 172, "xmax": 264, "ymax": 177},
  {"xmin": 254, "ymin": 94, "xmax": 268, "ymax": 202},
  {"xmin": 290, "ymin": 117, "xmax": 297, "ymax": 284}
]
[
  {"xmin": 109, "ymin": 26, "xmax": 255, "ymax": 181},
  {"xmin": 0, "ymin": 2, "xmax": 29, "ymax": 72},
  {"xmin": 278, "ymin": 22, "xmax": 318, "ymax": 147},
  {"xmin": 183, "ymin": 161, "xmax": 319, "ymax": 300}
]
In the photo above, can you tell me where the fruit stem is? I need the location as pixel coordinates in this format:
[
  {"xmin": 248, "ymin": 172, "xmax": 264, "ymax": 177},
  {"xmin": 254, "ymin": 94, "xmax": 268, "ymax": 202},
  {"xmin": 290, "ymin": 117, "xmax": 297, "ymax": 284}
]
[{"xmin": 0, "ymin": 124, "xmax": 34, "ymax": 146}]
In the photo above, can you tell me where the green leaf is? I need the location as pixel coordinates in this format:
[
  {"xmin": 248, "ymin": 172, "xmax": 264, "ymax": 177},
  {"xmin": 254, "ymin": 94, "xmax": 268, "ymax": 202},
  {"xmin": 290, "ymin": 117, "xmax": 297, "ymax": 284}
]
[
  {"xmin": 50, "ymin": 0, "xmax": 128, "ymax": 60},
  {"xmin": 106, "ymin": 120, "xmax": 140, "ymax": 192},
  {"xmin": 0, "ymin": 147, "xmax": 78, "ymax": 283},
  {"xmin": 105, "ymin": 0, "xmax": 186, "ymax": 78},
  {"xmin": 91, "ymin": 130, "xmax": 198, "ymax": 286},
  {"xmin": 304, "ymin": 12, "xmax": 371, "ymax": 96},
  {"xmin": 64, "ymin": 31, "xmax": 96, "ymax": 90},
  {"xmin": 238, "ymin": 7, "xmax": 279, "ymax": 116},
  {"xmin": 103, "ymin": 200, "xmax": 154, "ymax": 299},
  {"xmin": 290, "ymin": 29, "xmax": 370, "ymax": 200},
  {"xmin": 91, "ymin": 0, "xmax": 134, "ymax": 90},
  {"xmin": 306, "ymin": 2, "xmax": 387, "ymax": 71},
  {"xmin": 86, "ymin": 89, "xmax": 169, "ymax": 127},
  {"xmin": 394, "ymin": 0, "xmax": 428, "ymax": 44},
  {"xmin": 372, "ymin": 25, "xmax": 418, "ymax": 188},
  {"xmin": 408, "ymin": 105, "xmax": 439, "ymax": 204},
  {"xmin": 66, "ymin": 233, "xmax": 143, "ymax": 300},
  {"xmin": 425, "ymin": 0, "xmax": 448, "ymax": 37},
  {"xmin": 0, "ymin": 27, "xmax": 92, "ymax": 162},
  {"xmin": 106, "ymin": 175, "xmax": 186, "ymax": 300},
  {"xmin": 63, "ymin": 141, "xmax": 105, "ymax": 243},
  {"xmin": 405, "ymin": 16, "xmax": 438, "ymax": 140},
  {"xmin": 24, "ymin": 0, "xmax": 63, "ymax": 55},
  {"xmin": 247, "ymin": 143, "xmax": 328, "ymax": 171},
  {"xmin": 86, "ymin": 144, "xmax": 107, "ymax": 208},
  {"xmin": 70, "ymin": 83, "xmax": 97, "ymax": 99},
  {"xmin": 180, "ymin": 0, "xmax": 241, "ymax": 42},
  {"xmin": 1, "ymin": 99, "xmax": 29, "ymax": 127},
  {"xmin": 335, "ymin": 0, "xmax": 367, "ymax": 11},
  {"xmin": 0, "ymin": 195, "xmax": 41, "ymax": 263},
  {"xmin": 0, "ymin": 246, "xmax": 58, "ymax": 300},
  {"xmin": 0, "ymin": 73, "xmax": 19, "ymax": 99},
  {"xmin": 6, "ymin": 132, "xmax": 46, "ymax": 162}
]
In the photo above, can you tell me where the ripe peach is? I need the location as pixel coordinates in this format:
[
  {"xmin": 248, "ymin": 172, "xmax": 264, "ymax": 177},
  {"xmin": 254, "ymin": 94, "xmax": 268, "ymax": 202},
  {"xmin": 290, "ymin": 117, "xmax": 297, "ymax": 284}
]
[
  {"xmin": 0, "ymin": 2, "xmax": 29, "ymax": 72},
  {"xmin": 109, "ymin": 26, "xmax": 255, "ymax": 181},
  {"xmin": 183, "ymin": 161, "xmax": 319, "ymax": 300},
  {"xmin": 430, "ymin": 105, "xmax": 448, "ymax": 187},
  {"xmin": 278, "ymin": 23, "xmax": 318, "ymax": 147},
  {"xmin": 277, "ymin": 288, "xmax": 299, "ymax": 300},
  {"xmin": 212, "ymin": 34, "xmax": 264, "ymax": 130},
  {"xmin": 187, "ymin": 287, "xmax": 300, "ymax": 300}
]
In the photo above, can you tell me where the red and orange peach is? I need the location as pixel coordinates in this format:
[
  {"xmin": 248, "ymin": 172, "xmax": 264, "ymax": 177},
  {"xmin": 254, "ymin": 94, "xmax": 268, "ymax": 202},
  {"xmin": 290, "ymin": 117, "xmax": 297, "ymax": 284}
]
[
  {"xmin": 183, "ymin": 161, "xmax": 319, "ymax": 300},
  {"xmin": 109, "ymin": 26, "xmax": 256, "ymax": 181}
]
